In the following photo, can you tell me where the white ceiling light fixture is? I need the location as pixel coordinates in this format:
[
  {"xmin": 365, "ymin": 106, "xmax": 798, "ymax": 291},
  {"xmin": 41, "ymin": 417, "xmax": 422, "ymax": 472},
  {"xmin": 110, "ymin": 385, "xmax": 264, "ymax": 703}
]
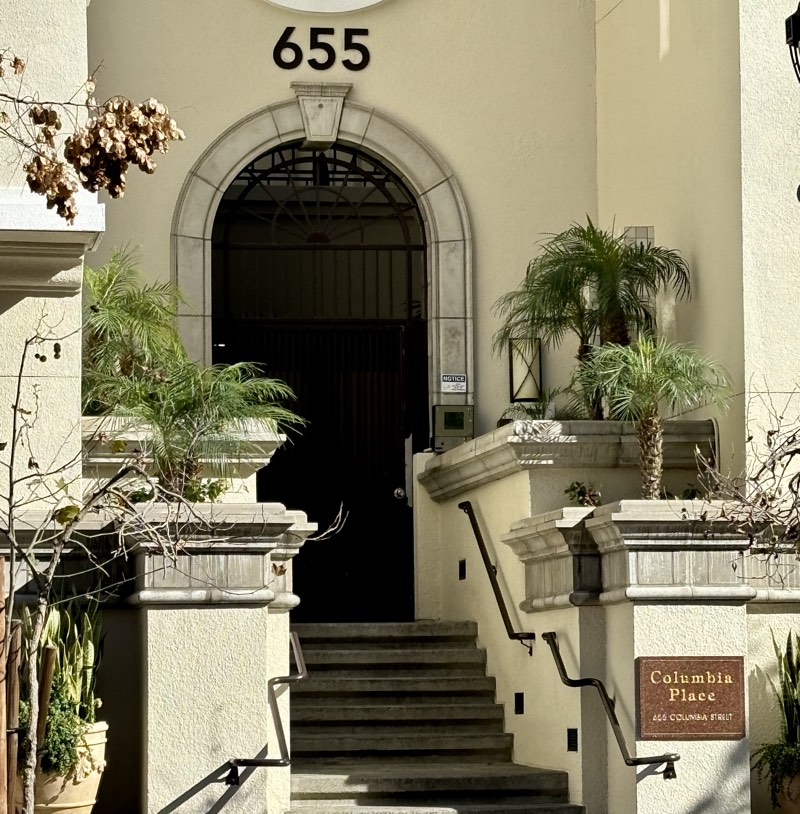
[{"xmin": 264, "ymin": 0, "xmax": 390, "ymax": 12}]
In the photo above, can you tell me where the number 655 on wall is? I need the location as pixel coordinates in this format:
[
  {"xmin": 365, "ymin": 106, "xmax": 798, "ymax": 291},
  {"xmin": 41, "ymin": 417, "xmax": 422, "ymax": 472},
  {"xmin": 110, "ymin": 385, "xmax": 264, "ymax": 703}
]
[{"xmin": 273, "ymin": 27, "xmax": 370, "ymax": 71}]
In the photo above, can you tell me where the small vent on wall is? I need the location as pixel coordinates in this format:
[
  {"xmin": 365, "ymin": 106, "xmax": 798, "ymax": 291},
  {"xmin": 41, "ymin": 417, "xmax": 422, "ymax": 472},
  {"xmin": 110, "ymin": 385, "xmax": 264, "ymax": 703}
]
[
  {"xmin": 458, "ymin": 559, "xmax": 466, "ymax": 581},
  {"xmin": 514, "ymin": 692, "xmax": 525, "ymax": 715},
  {"xmin": 567, "ymin": 728, "xmax": 579, "ymax": 752}
]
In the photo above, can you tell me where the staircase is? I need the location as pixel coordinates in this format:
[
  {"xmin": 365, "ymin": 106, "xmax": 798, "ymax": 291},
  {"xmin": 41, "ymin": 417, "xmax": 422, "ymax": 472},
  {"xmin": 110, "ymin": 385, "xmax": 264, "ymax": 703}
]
[{"xmin": 287, "ymin": 621, "xmax": 583, "ymax": 814}]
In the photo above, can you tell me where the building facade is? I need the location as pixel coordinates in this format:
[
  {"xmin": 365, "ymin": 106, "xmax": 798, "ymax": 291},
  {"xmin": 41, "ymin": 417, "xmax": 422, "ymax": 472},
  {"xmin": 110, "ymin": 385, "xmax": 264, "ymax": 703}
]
[{"xmin": 2, "ymin": 1, "xmax": 799, "ymax": 812}]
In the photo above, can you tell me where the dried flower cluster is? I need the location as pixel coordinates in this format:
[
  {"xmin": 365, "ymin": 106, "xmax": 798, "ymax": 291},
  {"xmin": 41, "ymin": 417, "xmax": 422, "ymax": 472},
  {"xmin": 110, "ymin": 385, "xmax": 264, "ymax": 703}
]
[
  {"xmin": 0, "ymin": 49, "xmax": 25, "ymax": 78},
  {"xmin": 64, "ymin": 97, "xmax": 185, "ymax": 202},
  {"xmin": 23, "ymin": 104, "xmax": 80, "ymax": 221},
  {"xmin": 1, "ymin": 52, "xmax": 185, "ymax": 223}
]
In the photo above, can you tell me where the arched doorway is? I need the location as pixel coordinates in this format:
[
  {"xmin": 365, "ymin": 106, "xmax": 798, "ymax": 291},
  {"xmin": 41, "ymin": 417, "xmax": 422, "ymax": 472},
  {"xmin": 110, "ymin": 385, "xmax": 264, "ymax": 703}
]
[
  {"xmin": 211, "ymin": 141, "xmax": 428, "ymax": 621},
  {"xmin": 172, "ymin": 97, "xmax": 474, "ymax": 621}
]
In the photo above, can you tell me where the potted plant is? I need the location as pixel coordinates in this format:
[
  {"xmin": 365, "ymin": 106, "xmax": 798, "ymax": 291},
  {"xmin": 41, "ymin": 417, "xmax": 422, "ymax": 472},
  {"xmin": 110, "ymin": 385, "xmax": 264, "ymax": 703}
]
[
  {"xmin": 754, "ymin": 632, "xmax": 800, "ymax": 811},
  {"xmin": 17, "ymin": 604, "xmax": 106, "ymax": 814},
  {"xmin": 574, "ymin": 337, "xmax": 730, "ymax": 499},
  {"xmin": 82, "ymin": 252, "xmax": 303, "ymax": 499},
  {"xmin": 493, "ymin": 218, "xmax": 691, "ymax": 418}
]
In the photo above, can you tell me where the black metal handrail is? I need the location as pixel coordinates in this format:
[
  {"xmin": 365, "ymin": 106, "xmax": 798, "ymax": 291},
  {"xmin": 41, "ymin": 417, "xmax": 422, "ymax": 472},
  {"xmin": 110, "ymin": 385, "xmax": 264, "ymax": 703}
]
[
  {"xmin": 225, "ymin": 631, "xmax": 308, "ymax": 785},
  {"xmin": 458, "ymin": 500, "xmax": 536, "ymax": 655},
  {"xmin": 542, "ymin": 631, "xmax": 679, "ymax": 780}
]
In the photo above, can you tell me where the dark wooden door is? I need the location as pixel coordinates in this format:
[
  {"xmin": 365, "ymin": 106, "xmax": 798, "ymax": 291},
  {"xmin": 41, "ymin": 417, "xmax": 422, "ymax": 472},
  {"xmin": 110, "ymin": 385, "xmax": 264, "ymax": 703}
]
[{"xmin": 214, "ymin": 320, "xmax": 426, "ymax": 621}]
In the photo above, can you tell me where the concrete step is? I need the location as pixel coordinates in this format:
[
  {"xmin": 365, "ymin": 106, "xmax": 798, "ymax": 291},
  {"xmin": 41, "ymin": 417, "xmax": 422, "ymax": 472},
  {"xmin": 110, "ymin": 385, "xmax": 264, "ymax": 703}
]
[
  {"xmin": 292, "ymin": 704, "xmax": 505, "ymax": 723},
  {"xmin": 292, "ymin": 703, "xmax": 503, "ymax": 728},
  {"xmin": 293, "ymin": 694, "xmax": 501, "ymax": 710},
  {"xmin": 293, "ymin": 622, "xmax": 478, "ymax": 647},
  {"xmin": 303, "ymin": 647, "xmax": 487, "ymax": 668},
  {"xmin": 291, "ymin": 762, "xmax": 570, "ymax": 799},
  {"xmin": 287, "ymin": 805, "xmax": 583, "ymax": 813},
  {"xmin": 303, "ymin": 665, "xmax": 487, "ymax": 679},
  {"xmin": 292, "ymin": 676, "xmax": 496, "ymax": 698},
  {"xmin": 288, "ymin": 623, "xmax": 584, "ymax": 812},
  {"xmin": 294, "ymin": 720, "xmax": 505, "ymax": 736},
  {"xmin": 292, "ymin": 733, "xmax": 513, "ymax": 758}
]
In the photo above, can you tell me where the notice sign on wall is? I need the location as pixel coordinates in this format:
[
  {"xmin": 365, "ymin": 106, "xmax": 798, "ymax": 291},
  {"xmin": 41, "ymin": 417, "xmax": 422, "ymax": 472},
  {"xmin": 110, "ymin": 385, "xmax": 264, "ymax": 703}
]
[
  {"xmin": 636, "ymin": 656, "xmax": 745, "ymax": 740},
  {"xmin": 441, "ymin": 374, "xmax": 467, "ymax": 393}
]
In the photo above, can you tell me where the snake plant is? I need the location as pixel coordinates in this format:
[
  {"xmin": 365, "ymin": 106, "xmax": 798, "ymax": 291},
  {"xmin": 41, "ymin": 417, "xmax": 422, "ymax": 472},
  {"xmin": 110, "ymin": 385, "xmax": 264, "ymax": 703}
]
[
  {"xmin": 22, "ymin": 602, "xmax": 102, "ymax": 723},
  {"xmin": 753, "ymin": 631, "xmax": 800, "ymax": 808},
  {"xmin": 18, "ymin": 602, "xmax": 103, "ymax": 776}
]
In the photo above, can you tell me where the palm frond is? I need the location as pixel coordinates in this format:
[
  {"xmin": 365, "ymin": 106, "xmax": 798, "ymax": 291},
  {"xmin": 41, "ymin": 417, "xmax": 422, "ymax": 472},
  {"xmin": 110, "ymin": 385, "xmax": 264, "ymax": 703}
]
[
  {"xmin": 83, "ymin": 250, "xmax": 186, "ymax": 410},
  {"xmin": 493, "ymin": 218, "xmax": 692, "ymax": 358},
  {"xmin": 100, "ymin": 356, "xmax": 304, "ymax": 492},
  {"xmin": 575, "ymin": 337, "xmax": 730, "ymax": 422}
]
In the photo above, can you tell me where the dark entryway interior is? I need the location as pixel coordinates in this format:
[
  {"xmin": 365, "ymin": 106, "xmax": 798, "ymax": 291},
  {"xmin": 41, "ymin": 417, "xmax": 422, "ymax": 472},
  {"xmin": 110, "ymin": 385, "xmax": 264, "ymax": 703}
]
[{"xmin": 211, "ymin": 142, "xmax": 429, "ymax": 622}]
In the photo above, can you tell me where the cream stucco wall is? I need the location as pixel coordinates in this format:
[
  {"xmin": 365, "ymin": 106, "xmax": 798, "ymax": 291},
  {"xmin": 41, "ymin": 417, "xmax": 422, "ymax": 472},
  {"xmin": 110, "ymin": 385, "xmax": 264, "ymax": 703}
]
[
  {"xmin": 414, "ymin": 434, "xmax": 712, "ymax": 812},
  {"xmin": 143, "ymin": 606, "xmax": 277, "ymax": 814},
  {"xmin": 748, "ymin": 604, "xmax": 800, "ymax": 813},
  {"xmin": 413, "ymin": 470, "xmax": 587, "ymax": 805},
  {"xmin": 739, "ymin": 0, "xmax": 800, "ymax": 457},
  {"xmin": 0, "ymin": 0, "xmax": 100, "ymax": 507},
  {"xmin": 86, "ymin": 0, "xmax": 598, "ymax": 435},
  {"xmin": 1, "ymin": 0, "xmax": 89, "ymax": 181},
  {"xmin": 628, "ymin": 604, "xmax": 749, "ymax": 814},
  {"xmin": 595, "ymin": 0, "xmax": 746, "ymax": 472}
]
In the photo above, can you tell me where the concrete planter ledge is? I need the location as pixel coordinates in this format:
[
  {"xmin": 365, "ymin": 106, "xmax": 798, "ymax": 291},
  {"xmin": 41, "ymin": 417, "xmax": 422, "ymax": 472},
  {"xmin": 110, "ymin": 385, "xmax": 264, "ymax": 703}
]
[
  {"xmin": 0, "ymin": 503, "xmax": 315, "ymax": 610},
  {"xmin": 502, "ymin": 507, "xmax": 598, "ymax": 611},
  {"xmin": 125, "ymin": 502, "xmax": 314, "ymax": 609},
  {"xmin": 508, "ymin": 500, "xmax": 800, "ymax": 611},
  {"xmin": 82, "ymin": 415, "xmax": 287, "ymax": 502},
  {"xmin": 417, "ymin": 419, "xmax": 716, "ymax": 502},
  {"xmin": 586, "ymin": 500, "xmax": 754, "ymax": 605},
  {"xmin": 505, "ymin": 500, "xmax": 778, "ymax": 611},
  {"xmin": 127, "ymin": 501, "xmax": 314, "ymax": 544},
  {"xmin": 0, "ymin": 188, "xmax": 104, "ymax": 294},
  {"xmin": 585, "ymin": 499, "xmax": 744, "ymax": 549}
]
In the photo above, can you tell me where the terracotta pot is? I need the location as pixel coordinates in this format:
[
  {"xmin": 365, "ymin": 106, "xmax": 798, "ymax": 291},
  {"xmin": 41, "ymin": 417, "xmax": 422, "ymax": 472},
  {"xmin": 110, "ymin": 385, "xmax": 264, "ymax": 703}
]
[{"xmin": 15, "ymin": 721, "xmax": 108, "ymax": 814}]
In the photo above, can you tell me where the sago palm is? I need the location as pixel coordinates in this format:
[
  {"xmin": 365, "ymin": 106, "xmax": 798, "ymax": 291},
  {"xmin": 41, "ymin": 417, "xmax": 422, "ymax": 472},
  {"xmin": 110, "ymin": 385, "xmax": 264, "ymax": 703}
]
[
  {"xmin": 576, "ymin": 338, "xmax": 730, "ymax": 499},
  {"xmin": 493, "ymin": 217, "xmax": 691, "ymax": 363}
]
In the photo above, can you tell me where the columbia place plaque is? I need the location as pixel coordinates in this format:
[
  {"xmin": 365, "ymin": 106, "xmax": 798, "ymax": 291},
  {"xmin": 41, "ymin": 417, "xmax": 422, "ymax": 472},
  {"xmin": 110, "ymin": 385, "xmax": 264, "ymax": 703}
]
[{"xmin": 636, "ymin": 657, "xmax": 745, "ymax": 740}]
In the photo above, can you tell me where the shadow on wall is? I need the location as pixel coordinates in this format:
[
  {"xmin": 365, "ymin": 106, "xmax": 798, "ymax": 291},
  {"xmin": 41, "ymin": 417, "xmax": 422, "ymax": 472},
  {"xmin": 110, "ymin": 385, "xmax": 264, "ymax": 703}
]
[
  {"xmin": 156, "ymin": 744, "xmax": 270, "ymax": 814},
  {"xmin": 635, "ymin": 738, "xmax": 751, "ymax": 814},
  {"xmin": 0, "ymin": 292, "xmax": 27, "ymax": 316}
]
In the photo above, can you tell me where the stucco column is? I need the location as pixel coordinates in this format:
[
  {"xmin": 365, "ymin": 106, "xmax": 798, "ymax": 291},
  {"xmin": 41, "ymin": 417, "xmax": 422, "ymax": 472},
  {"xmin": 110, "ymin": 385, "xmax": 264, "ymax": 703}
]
[
  {"xmin": 128, "ymin": 504, "xmax": 313, "ymax": 814},
  {"xmin": 501, "ymin": 507, "xmax": 607, "ymax": 814},
  {"xmin": 586, "ymin": 500, "xmax": 754, "ymax": 814},
  {"xmin": 0, "ymin": 0, "xmax": 104, "ymax": 509}
]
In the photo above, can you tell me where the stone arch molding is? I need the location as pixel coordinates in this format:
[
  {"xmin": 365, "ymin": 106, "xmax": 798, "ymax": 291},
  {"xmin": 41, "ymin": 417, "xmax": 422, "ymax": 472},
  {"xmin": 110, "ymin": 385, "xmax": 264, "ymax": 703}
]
[{"xmin": 172, "ymin": 97, "xmax": 473, "ymax": 407}]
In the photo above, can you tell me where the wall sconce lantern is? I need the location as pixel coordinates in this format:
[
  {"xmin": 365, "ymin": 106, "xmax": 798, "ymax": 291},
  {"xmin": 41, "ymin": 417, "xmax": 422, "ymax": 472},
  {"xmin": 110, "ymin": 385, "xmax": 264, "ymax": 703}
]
[
  {"xmin": 508, "ymin": 338, "xmax": 542, "ymax": 403},
  {"xmin": 787, "ymin": 3, "xmax": 800, "ymax": 83}
]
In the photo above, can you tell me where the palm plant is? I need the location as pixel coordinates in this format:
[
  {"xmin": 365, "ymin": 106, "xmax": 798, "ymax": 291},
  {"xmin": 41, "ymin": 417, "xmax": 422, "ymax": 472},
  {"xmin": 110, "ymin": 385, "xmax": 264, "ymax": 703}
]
[
  {"xmin": 493, "ymin": 219, "xmax": 691, "ymax": 416},
  {"xmin": 575, "ymin": 338, "xmax": 729, "ymax": 499},
  {"xmin": 83, "ymin": 252, "xmax": 303, "ymax": 497},
  {"xmin": 93, "ymin": 358, "xmax": 304, "ymax": 496},
  {"xmin": 83, "ymin": 250, "xmax": 185, "ymax": 413}
]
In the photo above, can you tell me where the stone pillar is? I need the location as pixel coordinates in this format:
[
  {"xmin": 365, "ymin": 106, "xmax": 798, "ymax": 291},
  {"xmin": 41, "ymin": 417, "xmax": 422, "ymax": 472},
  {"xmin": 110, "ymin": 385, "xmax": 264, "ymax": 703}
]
[
  {"xmin": 123, "ymin": 503, "xmax": 313, "ymax": 814},
  {"xmin": 502, "ymin": 507, "xmax": 607, "ymax": 814},
  {"xmin": 586, "ymin": 500, "xmax": 754, "ymax": 814}
]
